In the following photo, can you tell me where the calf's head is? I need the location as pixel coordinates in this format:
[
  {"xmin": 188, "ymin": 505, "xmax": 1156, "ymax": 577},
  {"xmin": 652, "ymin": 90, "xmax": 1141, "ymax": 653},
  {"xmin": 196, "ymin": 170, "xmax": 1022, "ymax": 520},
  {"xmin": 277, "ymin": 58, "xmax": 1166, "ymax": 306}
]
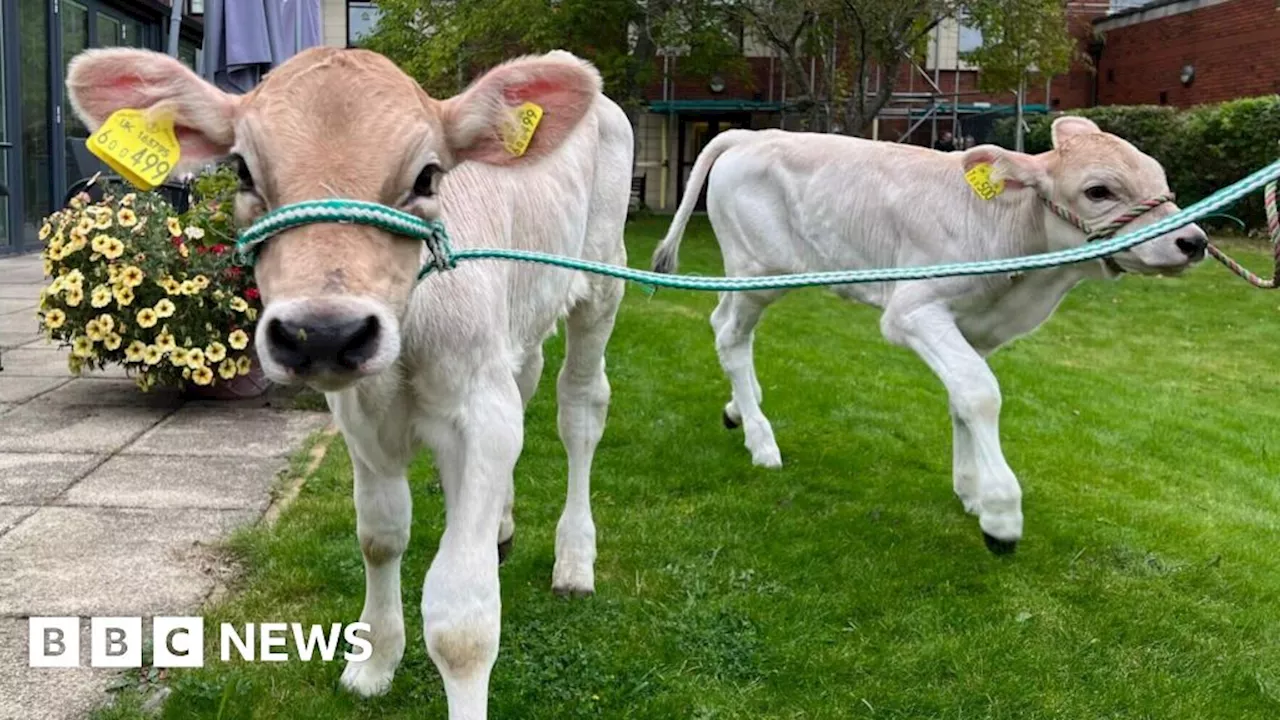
[
  {"xmin": 66, "ymin": 47, "xmax": 601, "ymax": 391},
  {"xmin": 961, "ymin": 116, "xmax": 1207, "ymax": 275}
]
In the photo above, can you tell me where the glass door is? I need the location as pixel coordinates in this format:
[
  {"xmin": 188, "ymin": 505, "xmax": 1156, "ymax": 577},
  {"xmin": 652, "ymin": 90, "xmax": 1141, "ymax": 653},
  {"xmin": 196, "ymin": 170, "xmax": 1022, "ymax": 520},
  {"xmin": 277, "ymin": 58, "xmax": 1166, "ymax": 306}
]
[
  {"xmin": 0, "ymin": 3, "xmax": 10, "ymax": 252},
  {"xmin": 17, "ymin": 2, "xmax": 51, "ymax": 252}
]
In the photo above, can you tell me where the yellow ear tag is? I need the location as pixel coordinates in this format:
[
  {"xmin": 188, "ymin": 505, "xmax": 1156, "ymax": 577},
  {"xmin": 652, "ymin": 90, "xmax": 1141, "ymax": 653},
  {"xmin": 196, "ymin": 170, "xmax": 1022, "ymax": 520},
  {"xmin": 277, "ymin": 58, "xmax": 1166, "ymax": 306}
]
[
  {"xmin": 964, "ymin": 162, "xmax": 1005, "ymax": 201},
  {"xmin": 502, "ymin": 102, "xmax": 544, "ymax": 157},
  {"xmin": 85, "ymin": 108, "xmax": 181, "ymax": 191}
]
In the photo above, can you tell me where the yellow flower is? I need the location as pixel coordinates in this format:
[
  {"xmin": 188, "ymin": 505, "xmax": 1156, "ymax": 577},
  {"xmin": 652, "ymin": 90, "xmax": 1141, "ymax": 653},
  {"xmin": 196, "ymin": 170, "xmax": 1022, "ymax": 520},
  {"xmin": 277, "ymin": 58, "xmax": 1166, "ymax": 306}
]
[
  {"xmin": 184, "ymin": 226, "xmax": 206, "ymax": 241},
  {"xmin": 90, "ymin": 285, "xmax": 112, "ymax": 308},
  {"xmin": 156, "ymin": 331, "xmax": 176, "ymax": 352},
  {"xmin": 205, "ymin": 342, "xmax": 227, "ymax": 363},
  {"xmin": 103, "ymin": 333, "xmax": 122, "ymax": 351},
  {"xmin": 93, "ymin": 210, "xmax": 112, "ymax": 229},
  {"xmin": 116, "ymin": 209, "xmax": 138, "ymax": 227},
  {"xmin": 103, "ymin": 239, "xmax": 125, "ymax": 260},
  {"xmin": 236, "ymin": 355, "xmax": 253, "ymax": 376},
  {"xmin": 142, "ymin": 345, "xmax": 163, "ymax": 365},
  {"xmin": 154, "ymin": 299, "xmax": 176, "ymax": 318},
  {"xmin": 136, "ymin": 308, "xmax": 158, "ymax": 328},
  {"xmin": 229, "ymin": 297, "xmax": 249, "ymax": 313},
  {"xmin": 45, "ymin": 245, "xmax": 64, "ymax": 261},
  {"xmin": 125, "ymin": 341, "xmax": 147, "ymax": 362},
  {"xmin": 113, "ymin": 286, "xmax": 134, "ymax": 307},
  {"xmin": 186, "ymin": 348, "xmax": 206, "ymax": 368},
  {"xmin": 43, "ymin": 309, "xmax": 66, "ymax": 329},
  {"xmin": 178, "ymin": 243, "xmax": 189, "ymax": 259},
  {"xmin": 228, "ymin": 329, "xmax": 249, "ymax": 350},
  {"xmin": 182, "ymin": 368, "xmax": 192, "ymax": 380},
  {"xmin": 218, "ymin": 359, "xmax": 238, "ymax": 380},
  {"xmin": 170, "ymin": 348, "xmax": 189, "ymax": 367},
  {"xmin": 166, "ymin": 217, "xmax": 182, "ymax": 236},
  {"xmin": 65, "ymin": 287, "xmax": 84, "ymax": 307},
  {"xmin": 39, "ymin": 223, "xmax": 52, "ymax": 240},
  {"xmin": 76, "ymin": 217, "xmax": 94, "ymax": 235},
  {"xmin": 121, "ymin": 193, "xmax": 136, "ymax": 207},
  {"xmin": 96, "ymin": 314, "xmax": 114, "ymax": 333},
  {"xmin": 193, "ymin": 275, "xmax": 210, "ymax": 290},
  {"xmin": 180, "ymin": 280, "xmax": 197, "ymax": 295},
  {"xmin": 191, "ymin": 365, "xmax": 214, "ymax": 386},
  {"xmin": 43, "ymin": 259, "xmax": 53, "ymax": 276},
  {"xmin": 135, "ymin": 373, "xmax": 154, "ymax": 392},
  {"xmin": 85, "ymin": 320, "xmax": 104, "ymax": 341},
  {"xmin": 213, "ymin": 290, "xmax": 226, "ymax": 300},
  {"xmin": 67, "ymin": 232, "xmax": 87, "ymax": 253},
  {"xmin": 161, "ymin": 278, "xmax": 182, "ymax": 295},
  {"xmin": 91, "ymin": 234, "xmax": 110, "ymax": 254},
  {"xmin": 120, "ymin": 266, "xmax": 144, "ymax": 288},
  {"xmin": 68, "ymin": 355, "xmax": 84, "ymax": 375},
  {"xmin": 72, "ymin": 336, "xmax": 94, "ymax": 358},
  {"xmin": 246, "ymin": 308, "xmax": 258, "ymax": 322},
  {"xmin": 66, "ymin": 269, "xmax": 84, "ymax": 286}
]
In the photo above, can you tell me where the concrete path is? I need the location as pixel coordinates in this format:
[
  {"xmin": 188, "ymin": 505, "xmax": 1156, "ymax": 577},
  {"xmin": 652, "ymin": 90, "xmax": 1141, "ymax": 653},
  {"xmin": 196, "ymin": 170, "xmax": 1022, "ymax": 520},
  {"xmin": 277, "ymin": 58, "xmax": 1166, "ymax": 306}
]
[{"xmin": 0, "ymin": 252, "xmax": 332, "ymax": 719}]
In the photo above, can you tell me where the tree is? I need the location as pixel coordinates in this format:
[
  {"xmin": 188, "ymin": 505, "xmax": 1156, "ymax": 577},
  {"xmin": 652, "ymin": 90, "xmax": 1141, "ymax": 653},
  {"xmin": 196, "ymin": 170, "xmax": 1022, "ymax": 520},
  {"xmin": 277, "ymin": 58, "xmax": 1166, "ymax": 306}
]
[
  {"xmin": 961, "ymin": 0, "xmax": 1076, "ymax": 150},
  {"xmin": 359, "ymin": 0, "xmax": 744, "ymax": 131}
]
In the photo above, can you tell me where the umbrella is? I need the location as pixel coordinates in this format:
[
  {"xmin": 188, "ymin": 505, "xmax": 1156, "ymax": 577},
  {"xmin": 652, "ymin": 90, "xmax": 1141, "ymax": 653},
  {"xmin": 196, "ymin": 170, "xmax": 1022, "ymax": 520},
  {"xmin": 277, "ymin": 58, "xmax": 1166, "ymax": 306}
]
[{"xmin": 201, "ymin": 0, "xmax": 323, "ymax": 94}]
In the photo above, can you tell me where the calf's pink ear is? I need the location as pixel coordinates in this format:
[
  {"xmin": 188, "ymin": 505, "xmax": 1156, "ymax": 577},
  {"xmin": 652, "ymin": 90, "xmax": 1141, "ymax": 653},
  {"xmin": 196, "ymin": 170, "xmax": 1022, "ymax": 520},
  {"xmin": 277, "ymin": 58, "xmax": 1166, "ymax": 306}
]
[
  {"xmin": 1051, "ymin": 116, "xmax": 1101, "ymax": 148},
  {"xmin": 960, "ymin": 145, "xmax": 1049, "ymax": 194},
  {"xmin": 66, "ymin": 48, "xmax": 240, "ymax": 174},
  {"xmin": 440, "ymin": 50, "xmax": 601, "ymax": 167}
]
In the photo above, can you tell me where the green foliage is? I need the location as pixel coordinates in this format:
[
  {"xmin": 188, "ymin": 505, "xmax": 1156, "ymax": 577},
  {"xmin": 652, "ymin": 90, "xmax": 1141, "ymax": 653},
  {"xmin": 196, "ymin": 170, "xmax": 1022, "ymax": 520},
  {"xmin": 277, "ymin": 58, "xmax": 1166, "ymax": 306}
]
[
  {"xmin": 961, "ymin": 0, "xmax": 1076, "ymax": 93},
  {"xmin": 993, "ymin": 97, "xmax": 1280, "ymax": 231}
]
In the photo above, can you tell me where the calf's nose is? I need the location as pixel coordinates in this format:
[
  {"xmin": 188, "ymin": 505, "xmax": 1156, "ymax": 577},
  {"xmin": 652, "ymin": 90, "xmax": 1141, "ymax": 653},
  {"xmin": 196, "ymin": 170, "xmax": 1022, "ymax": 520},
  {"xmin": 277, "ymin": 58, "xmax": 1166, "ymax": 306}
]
[
  {"xmin": 1175, "ymin": 227, "xmax": 1208, "ymax": 259},
  {"xmin": 266, "ymin": 314, "xmax": 381, "ymax": 373}
]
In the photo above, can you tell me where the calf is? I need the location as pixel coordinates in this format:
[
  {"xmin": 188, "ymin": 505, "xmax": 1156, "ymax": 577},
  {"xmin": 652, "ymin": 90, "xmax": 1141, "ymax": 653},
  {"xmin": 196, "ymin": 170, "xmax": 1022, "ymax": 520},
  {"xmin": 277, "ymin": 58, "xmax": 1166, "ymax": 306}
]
[
  {"xmin": 651, "ymin": 120, "xmax": 1206, "ymax": 552},
  {"xmin": 68, "ymin": 46, "xmax": 632, "ymax": 718}
]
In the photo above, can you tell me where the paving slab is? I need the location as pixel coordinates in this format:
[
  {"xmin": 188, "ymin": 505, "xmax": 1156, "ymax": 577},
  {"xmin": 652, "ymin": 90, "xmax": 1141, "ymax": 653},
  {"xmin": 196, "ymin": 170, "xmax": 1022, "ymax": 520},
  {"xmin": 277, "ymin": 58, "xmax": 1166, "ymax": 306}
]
[
  {"xmin": 0, "ymin": 506, "xmax": 256, "ymax": 617},
  {"xmin": 0, "ymin": 453, "xmax": 101, "ymax": 505},
  {"xmin": 63, "ymin": 455, "xmax": 286, "ymax": 510},
  {"xmin": 0, "ymin": 348, "xmax": 68, "ymax": 377},
  {"xmin": 0, "ymin": 618, "xmax": 110, "ymax": 720},
  {"xmin": 0, "ymin": 331, "xmax": 40, "ymax": 349},
  {"xmin": 0, "ymin": 405, "xmax": 11, "ymax": 417},
  {"xmin": 0, "ymin": 377, "xmax": 67, "ymax": 404},
  {"xmin": 128, "ymin": 406, "xmax": 330, "ymax": 457},
  {"xmin": 0, "ymin": 506, "xmax": 33, "ymax": 535},
  {"xmin": 0, "ymin": 269, "xmax": 46, "ymax": 286},
  {"xmin": 0, "ymin": 404, "xmax": 170, "ymax": 454},
  {"xmin": 0, "ymin": 313, "xmax": 40, "ymax": 337},
  {"xmin": 0, "ymin": 283, "xmax": 47, "ymax": 300},
  {"xmin": 0, "ymin": 299, "xmax": 35, "ymax": 316},
  {"xmin": 32, "ymin": 379, "xmax": 182, "ymax": 409}
]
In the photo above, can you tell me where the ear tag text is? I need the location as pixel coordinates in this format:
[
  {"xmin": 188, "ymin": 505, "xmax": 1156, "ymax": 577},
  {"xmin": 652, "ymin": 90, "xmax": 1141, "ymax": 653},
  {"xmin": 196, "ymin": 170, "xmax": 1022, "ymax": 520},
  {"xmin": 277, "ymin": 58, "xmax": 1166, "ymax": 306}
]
[
  {"xmin": 502, "ymin": 102, "xmax": 544, "ymax": 157},
  {"xmin": 85, "ymin": 108, "xmax": 181, "ymax": 191},
  {"xmin": 965, "ymin": 162, "xmax": 1005, "ymax": 201}
]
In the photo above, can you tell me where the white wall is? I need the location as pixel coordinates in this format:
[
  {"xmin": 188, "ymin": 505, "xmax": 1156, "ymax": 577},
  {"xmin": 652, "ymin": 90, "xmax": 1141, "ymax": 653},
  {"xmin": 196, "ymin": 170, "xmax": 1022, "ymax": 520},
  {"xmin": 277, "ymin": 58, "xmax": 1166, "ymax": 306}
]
[{"xmin": 321, "ymin": 0, "xmax": 347, "ymax": 47}]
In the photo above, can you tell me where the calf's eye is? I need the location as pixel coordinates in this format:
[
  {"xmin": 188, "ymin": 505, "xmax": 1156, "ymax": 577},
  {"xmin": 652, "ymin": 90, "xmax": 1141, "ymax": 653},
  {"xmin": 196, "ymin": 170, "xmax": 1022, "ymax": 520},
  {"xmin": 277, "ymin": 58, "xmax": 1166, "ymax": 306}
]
[
  {"xmin": 413, "ymin": 163, "xmax": 442, "ymax": 198},
  {"xmin": 1084, "ymin": 185, "xmax": 1114, "ymax": 202}
]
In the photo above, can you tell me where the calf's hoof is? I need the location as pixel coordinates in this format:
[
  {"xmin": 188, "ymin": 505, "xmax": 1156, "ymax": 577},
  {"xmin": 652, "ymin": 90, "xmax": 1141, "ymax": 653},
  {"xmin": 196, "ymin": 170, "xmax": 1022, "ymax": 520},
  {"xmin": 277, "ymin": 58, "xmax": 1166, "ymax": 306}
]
[
  {"xmin": 750, "ymin": 445, "xmax": 783, "ymax": 469},
  {"xmin": 340, "ymin": 659, "xmax": 396, "ymax": 698},
  {"xmin": 551, "ymin": 560, "xmax": 595, "ymax": 598},
  {"xmin": 497, "ymin": 536, "xmax": 514, "ymax": 565},
  {"xmin": 723, "ymin": 410, "xmax": 741, "ymax": 430},
  {"xmin": 982, "ymin": 532, "xmax": 1018, "ymax": 556}
]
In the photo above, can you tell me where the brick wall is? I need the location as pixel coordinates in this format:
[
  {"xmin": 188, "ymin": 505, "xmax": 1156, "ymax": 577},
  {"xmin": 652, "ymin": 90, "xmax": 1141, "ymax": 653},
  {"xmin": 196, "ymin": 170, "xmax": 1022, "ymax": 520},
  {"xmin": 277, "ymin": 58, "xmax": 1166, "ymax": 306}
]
[{"xmin": 1096, "ymin": 0, "xmax": 1280, "ymax": 107}]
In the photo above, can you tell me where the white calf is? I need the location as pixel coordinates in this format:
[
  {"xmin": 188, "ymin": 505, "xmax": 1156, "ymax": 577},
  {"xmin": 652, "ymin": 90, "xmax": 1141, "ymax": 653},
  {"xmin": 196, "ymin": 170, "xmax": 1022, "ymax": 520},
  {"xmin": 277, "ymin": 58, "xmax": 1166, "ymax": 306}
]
[
  {"xmin": 67, "ymin": 47, "xmax": 632, "ymax": 719},
  {"xmin": 652, "ymin": 118, "xmax": 1206, "ymax": 552}
]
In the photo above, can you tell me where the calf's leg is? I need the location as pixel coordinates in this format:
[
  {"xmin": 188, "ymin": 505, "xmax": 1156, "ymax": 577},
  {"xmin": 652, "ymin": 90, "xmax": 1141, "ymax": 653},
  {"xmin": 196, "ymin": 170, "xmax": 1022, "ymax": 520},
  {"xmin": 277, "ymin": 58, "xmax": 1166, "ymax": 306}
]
[
  {"xmin": 711, "ymin": 290, "xmax": 783, "ymax": 468},
  {"xmin": 951, "ymin": 409, "xmax": 980, "ymax": 514},
  {"xmin": 421, "ymin": 371, "xmax": 522, "ymax": 720},
  {"xmin": 339, "ymin": 454, "xmax": 412, "ymax": 696},
  {"xmin": 882, "ymin": 304, "xmax": 1023, "ymax": 553},
  {"xmin": 498, "ymin": 346, "xmax": 546, "ymax": 563},
  {"xmin": 552, "ymin": 278, "xmax": 623, "ymax": 596}
]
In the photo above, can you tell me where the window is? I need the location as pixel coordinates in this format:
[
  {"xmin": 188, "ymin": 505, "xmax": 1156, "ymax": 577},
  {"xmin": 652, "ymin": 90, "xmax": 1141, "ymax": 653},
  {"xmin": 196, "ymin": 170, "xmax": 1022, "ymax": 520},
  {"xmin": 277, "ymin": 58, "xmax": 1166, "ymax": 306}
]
[
  {"xmin": 179, "ymin": 38, "xmax": 199, "ymax": 71},
  {"xmin": 348, "ymin": 2, "xmax": 381, "ymax": 47},
  {"xmin": 958, "ymin": 20, "xmax": 983, "ymax": 55}
]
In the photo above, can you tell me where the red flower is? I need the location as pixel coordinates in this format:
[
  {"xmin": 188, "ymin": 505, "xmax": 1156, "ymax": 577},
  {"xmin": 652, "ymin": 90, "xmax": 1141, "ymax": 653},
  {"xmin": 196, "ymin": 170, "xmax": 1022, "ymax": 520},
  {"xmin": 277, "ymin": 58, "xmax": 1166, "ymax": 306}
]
[
  {"xmin": 224, "ymin": 266, "xmax": 243, "ymax": 280},
  {"xmin": 196, "ymin": 245, "xmax": 207, "ymax": 254},
  {"xmin": 211, "ymin": 244, "xmax": 229, "ymax": 255},
  {"xmin": 245, "ymin": 287, "xmax": 260, "ymax": 301}
]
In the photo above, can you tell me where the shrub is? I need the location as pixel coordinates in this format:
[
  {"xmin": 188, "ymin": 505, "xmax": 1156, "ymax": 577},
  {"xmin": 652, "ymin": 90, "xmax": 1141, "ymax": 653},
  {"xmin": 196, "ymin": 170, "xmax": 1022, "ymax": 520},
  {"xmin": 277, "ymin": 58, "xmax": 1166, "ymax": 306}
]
[
  {"xmin": 36, "ymin": 165, "xmax": 262, "ymax": 391},
  {"xmin": 992, "ymin": 97, "xmax": 1280, "ymax": 231}
]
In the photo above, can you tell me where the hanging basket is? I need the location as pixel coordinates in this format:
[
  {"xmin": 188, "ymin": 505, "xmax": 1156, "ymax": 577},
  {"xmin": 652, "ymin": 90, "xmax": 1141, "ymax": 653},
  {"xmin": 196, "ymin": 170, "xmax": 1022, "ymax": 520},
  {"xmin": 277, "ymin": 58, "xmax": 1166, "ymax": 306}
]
[{"xmin": 180, "ymin": 345, "xmax": 272, "ymax": 400}]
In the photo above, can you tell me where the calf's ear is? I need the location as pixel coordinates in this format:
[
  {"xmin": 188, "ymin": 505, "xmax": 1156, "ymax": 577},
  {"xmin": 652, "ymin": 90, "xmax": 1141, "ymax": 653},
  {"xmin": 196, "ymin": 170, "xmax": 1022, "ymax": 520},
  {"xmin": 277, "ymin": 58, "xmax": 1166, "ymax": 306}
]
[
  {"xmin": 66, "ymin": 48, "xmax": 240, "ymax": 174},
  {"xmin": 440, "ymin": 50, "xmax": 601, "ymax": 167},
  {"xmin": 960, "ymin": 145, "xmax": 1049, "ymax": 194},
  {"xmin": 1051, "ymin": 116, "xmax": 1101, "ymax": 148}
]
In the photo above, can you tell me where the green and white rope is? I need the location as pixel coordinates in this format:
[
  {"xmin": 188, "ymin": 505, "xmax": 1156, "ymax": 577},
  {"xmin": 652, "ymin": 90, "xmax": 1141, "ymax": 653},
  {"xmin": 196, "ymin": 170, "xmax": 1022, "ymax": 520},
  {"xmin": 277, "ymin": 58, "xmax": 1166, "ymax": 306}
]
[{"xmin": 236, "ymin": 157, "xmax": 1280, "ymax": 292}]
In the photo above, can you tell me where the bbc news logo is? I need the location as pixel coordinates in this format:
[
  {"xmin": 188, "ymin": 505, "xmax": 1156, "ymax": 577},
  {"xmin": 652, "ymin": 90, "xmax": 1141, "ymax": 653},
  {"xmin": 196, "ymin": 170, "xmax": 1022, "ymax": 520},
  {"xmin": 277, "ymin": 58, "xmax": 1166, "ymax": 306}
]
[{"xmin": 29, "ymin": 617, "xmax": 371, "ymax": 668}]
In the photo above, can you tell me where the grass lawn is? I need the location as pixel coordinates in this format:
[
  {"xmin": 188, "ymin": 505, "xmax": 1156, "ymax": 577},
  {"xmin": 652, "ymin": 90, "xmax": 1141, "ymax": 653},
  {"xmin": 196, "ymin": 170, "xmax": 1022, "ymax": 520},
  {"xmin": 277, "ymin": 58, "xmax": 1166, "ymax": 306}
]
[{"xmin": 100, "ymin": 217, "xmax": 1280, "ymax": 719}]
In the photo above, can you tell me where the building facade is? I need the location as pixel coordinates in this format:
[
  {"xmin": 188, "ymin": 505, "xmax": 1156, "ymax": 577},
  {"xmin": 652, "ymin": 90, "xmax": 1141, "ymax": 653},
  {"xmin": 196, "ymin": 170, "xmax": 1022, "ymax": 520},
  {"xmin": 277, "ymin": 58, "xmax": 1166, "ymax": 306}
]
[
  {"xmin": 1094, "ymin": 0, "xmax": 1280, "ymax": 107},
  {"xmin": 0, "ymin": 0, "xmax": 203, "ymax": 256}
]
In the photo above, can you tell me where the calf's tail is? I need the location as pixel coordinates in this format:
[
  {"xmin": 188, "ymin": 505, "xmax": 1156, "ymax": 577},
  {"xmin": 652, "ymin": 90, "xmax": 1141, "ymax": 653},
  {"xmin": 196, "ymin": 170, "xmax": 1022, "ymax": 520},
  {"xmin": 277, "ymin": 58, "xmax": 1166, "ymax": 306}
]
[{"xmin": 650, "ymin": 130, "xmax": 743, "ymax": 274}]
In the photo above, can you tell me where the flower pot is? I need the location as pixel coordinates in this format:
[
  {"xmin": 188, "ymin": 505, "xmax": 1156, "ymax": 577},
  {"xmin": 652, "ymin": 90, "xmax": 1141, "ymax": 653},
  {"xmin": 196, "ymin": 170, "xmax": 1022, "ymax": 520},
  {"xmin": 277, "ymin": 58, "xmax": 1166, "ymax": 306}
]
[{"xmin": 181, "ymin": 347, "xmax": 272, "ymax": 400}]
